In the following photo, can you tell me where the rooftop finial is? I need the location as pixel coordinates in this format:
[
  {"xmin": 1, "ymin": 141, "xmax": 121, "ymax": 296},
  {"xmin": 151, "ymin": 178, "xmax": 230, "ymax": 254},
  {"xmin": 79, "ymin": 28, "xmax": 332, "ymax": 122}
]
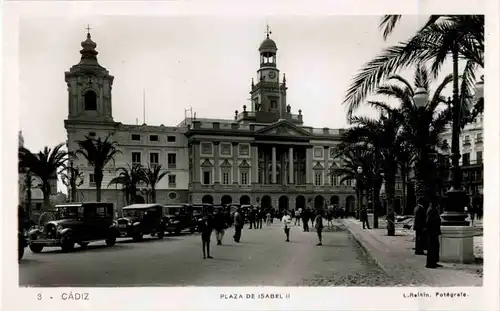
[
  {"xmin": 85, "ymin": 24, "xmax": 92, "ymax": 37},
  {"xmin": 265, "ymin": 23, "xmax": 272, "ymax": 39}
]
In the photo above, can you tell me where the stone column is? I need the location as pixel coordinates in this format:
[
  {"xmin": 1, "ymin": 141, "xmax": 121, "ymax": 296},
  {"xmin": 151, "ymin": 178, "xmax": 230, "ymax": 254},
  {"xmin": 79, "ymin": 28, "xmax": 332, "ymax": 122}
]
[
  {"xmin": 251, "ymin": 144, "xmax": 258, "ymax": 183},
  {"xmin": 271, "ymin": 146, "xmax": 277, "ymax": 184},
  {"xmin": 213, "ymin": 141, "xmax": 220, "ymax": 184},
  {"xmin": 193, "ymin": 142, "xmax": 200, "ymax": 183},
  {"xmin": 280, "ymin": 150, "xmax": 286, "ymax": 185},
  {"xmin": 305, "ymin": 146, "xmax": 313, "ymax": 184},
  {"xmin": 264, "ymin": 149, "xmax": 269, "ymax": 184},
  {"xmin": 232, "ymin": 142, "xmax": 239, "ymax": 184},
  {"xmin": 289, "ymin": 147, "xmax": 294, "ymax": 184},
  {"xmin": 323, "ymin": 146, "xmax": 329, "ymax": 186}
]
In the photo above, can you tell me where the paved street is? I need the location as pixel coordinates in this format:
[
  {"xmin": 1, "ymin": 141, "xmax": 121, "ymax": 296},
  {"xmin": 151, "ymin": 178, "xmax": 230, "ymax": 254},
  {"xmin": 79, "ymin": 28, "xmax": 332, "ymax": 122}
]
[{"xmin": 19, "ymin": 220, "xmax": 396, "ymax": 287}]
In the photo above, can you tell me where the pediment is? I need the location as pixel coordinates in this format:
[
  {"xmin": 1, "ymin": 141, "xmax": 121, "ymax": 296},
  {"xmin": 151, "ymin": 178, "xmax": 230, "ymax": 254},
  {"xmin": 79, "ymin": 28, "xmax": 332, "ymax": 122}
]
[
  {"xmin": 313, "ymin": 162, "xmax": 324, "ymax": 169},
  {"xmin": 255, "ymin": 120, "xmax": 311, "ymax": 137},
  {"xmin": 220, "ymin": 159, "xmax": 232, "ymax": 168},
  {"xmin": 239, "ymin": 159, "xmax": 250, "ymax": 168},
  {"xmin": 329, "ymin": 163, "xmax": 338, "ymax": 170},
  {"xmin": 201, "ymin": 159, "xmax": 213, "ymax": 167}
]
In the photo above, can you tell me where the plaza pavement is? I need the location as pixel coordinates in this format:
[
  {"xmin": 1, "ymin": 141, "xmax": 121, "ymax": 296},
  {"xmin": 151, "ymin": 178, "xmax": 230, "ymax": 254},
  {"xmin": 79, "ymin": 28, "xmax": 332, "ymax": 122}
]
[
  {"xmin": 340, "ymin": 218, "xmax": 483, "ymax": 286},
  {"xmin": 19, "ymin": 220, "xmax": 398, "ymax": 287}
]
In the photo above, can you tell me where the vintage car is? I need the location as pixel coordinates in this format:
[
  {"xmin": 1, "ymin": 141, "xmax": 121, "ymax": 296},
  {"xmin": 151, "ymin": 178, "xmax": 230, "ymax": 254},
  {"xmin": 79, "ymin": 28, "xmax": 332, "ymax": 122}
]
[
  {"xmin": 191, "ymin": 203, "xmax": 214, "ymax": 221},
  {"xmin": 18, "ymin": 230, "xmax": 29, "ymax": 261},
  {"xmin": 116, "ymin": 204, "xmax": 167, "ymax": 241},
  {"xmin": 28, "ymin": 202, "xmax": 119, "ymax": 253},
  {"xmin": 164, "ymin": 204, "xmax": 197, "ymax": 235}
]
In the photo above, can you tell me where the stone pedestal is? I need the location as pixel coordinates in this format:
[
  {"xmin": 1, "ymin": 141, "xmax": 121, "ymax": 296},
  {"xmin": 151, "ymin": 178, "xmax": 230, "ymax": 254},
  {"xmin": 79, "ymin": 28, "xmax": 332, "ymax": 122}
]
[{"xmin": 439, "ymin": 226, "xmax": 475, "ymax": 264}]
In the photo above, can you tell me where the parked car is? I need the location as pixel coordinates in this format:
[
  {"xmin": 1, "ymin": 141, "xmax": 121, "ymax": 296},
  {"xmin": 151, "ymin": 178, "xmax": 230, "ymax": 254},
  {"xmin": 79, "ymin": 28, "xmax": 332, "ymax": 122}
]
[
  {"xmin": 191, "ymin": 203, "xmax": 214, "ymax": 221},
  {"xmin": 28, "ymin": 202, "xmax": 119, "ymax": 253},
  {"xmin": 164, "ymin": 204, "xmax": 197, "ymax": 235},
  {"xmin": 116, "ymin": 204, "xmax": 167, "ymax": 241}
]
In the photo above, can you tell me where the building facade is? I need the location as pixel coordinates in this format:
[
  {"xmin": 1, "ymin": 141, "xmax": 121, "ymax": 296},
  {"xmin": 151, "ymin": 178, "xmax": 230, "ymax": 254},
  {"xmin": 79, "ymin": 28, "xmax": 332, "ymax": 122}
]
[
  {"xmin": 64, "ymin": 30, "xmax": 357, "ymax": 213},
  {"xmin": 440, "ymin": 113, "xmax": 484, "ymax": 207}
]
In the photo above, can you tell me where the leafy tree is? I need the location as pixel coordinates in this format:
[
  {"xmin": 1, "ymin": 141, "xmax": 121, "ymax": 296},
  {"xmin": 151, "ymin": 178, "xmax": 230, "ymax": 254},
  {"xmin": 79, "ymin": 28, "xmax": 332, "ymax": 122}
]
[
  {"xmin": 75, "ymin": 135, "xmax": 121, "ymax": 202},
  {"xmin": 18, "ymin": 143, "xmax": 68, "ymax": 211},
  {"xmin": 142, "ymin": 164, "xmax": 169, "ymax": 203}
]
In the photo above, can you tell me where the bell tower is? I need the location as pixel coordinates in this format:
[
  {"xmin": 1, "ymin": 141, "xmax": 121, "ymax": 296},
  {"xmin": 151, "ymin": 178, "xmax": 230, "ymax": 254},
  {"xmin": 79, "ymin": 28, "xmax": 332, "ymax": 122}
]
[
  {"xmin": 65, "ymin": 26, "xmax": 114, "ymax": 122},
  {"xmin": 249, "ymin": 25, "xmax": 287, "ymax": 121}
]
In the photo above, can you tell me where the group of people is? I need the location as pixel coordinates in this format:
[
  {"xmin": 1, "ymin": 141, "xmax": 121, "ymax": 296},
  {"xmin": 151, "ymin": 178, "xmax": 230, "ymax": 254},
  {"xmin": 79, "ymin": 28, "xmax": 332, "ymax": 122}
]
[
  {"xmin": 413, "ymin": 196, "xmax": 443, "ymax": 269},
  {"xmin": 197, "ymin": 205, "xmax": 332, "ymax": 258},
  {"xmin": 281, "ymin": 209, "xmax": 325, "ymax": 245}
]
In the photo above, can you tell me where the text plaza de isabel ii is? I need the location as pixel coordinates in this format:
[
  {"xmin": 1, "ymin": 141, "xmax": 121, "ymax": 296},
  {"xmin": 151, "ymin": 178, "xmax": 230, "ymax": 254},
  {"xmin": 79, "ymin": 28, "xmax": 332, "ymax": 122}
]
[{"xmin": 64, "ymin": 29, "xmax": 358, "ymax": 213}]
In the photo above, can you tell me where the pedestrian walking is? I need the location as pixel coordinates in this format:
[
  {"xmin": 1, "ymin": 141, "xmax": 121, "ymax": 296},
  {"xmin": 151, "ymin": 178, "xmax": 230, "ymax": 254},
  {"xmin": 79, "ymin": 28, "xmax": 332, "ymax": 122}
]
[
  {"xmin": 360, "ymin": 205, "xmax": 370, "ymax": 229},
  {"xmin": 294, "ymin": 208, "xmax": 301, "ymax": 226},
  {"xmin": 198, "ymin": 214, "xmax": 214, "ymax": 259},
  {"xmin": 302, "ymin": 208, "xmax": 310, "ymax": 232},
  {"xmin": 469, "ymin": 205, "xmax": 476, "ymax": 226},
  {"xmin": 425, "ymin": 199, "xmax": 442, "ymax": 268},
  {"xmin": 281, "ymin": 210, "xmax": 292, "ymax": 242},
  {"xmin": 266, "ymin": 210, "xmax": 272, "ymax": 225},
  {"xmin": 248, "ymin": 208, "xmax": 255, "ymax": 229},
  {"xmin": 257, "ymin": 208, "xmax": 264, "ymax": 229},
  {"xmin": 413, "ymin": 196, "xmax": 427, "ymax": 255},
  {"xmin": 213, "ymin": 208, "xmax": 227, "ymax": 245},
  {"xmin": 314, "ymin": 211, "xmax": 324, "ymax": 246},
  {"xmin": 233, "ymin": 208, "xmax": 244, "ymax": 243}
]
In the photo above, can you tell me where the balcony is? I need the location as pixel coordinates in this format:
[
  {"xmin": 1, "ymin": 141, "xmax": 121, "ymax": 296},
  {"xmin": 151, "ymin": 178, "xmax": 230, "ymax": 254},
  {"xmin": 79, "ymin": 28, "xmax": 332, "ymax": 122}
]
[{"xmin": 461, "ymin": 159, "xmax": 483, "ymax": 168}]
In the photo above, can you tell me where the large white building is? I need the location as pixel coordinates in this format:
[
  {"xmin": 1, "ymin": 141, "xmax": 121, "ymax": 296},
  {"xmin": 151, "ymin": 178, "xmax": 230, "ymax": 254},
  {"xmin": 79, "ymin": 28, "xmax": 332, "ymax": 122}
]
[{"xmin": 64, "ymin": 29, "xmax": 358, "ymax": 213}]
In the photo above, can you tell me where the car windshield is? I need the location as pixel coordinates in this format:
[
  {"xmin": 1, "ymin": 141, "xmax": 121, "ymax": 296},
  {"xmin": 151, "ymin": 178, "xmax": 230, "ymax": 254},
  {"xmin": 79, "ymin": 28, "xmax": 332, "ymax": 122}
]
[
  {"xmin": 167, "ymin": 207, "xmax": 182, "ymax": 215},
  {"xmin": 123, "ymin": 209, "xmax": 146, "ymax": 218},
  {"xmin": 57, "ymin": 206, "xmax": 82, "ymax": 219}
]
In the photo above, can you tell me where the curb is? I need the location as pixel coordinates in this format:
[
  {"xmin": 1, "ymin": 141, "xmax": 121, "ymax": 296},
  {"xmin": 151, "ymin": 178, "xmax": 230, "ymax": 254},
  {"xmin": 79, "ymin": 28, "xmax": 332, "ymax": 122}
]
[{"xmin": 341, "ymin": 220, "xmax": 392, "ymax": 277}]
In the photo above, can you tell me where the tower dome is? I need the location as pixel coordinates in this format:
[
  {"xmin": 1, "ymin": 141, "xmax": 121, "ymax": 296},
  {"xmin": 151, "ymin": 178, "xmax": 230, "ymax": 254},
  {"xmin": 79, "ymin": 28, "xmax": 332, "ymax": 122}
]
[{"xmin": 259, "ymin": 37, "xmax": 277, "ymax": 52}]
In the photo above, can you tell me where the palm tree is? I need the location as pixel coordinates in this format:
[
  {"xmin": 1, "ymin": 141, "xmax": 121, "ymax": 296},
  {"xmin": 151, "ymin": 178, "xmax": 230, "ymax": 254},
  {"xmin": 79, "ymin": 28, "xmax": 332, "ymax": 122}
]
[
  {"xmin": 60, "ymin": 161, "xmax": 84, "ymax": 202},
  {"xmin": 397, "ymin": 140, "xmax": 414, "ymax": 215},
  {"xmin": 331, "ymin": 145, "xmax": 374, "ymax": 219},
  {"xmin": 344, "ymin": 15, "xmax": 483, "ymax": 118},
  {"xmin": 142, "ymin": 164, "xmax": 169, "ymax": 203},
  {"xmin": 23, "ymin": 170, "xmax": 36, "ymax": 218},
  {"xmin": 75, "ymin": 135, "xmax": 121, "ymax": 202},
  {"xmin": 108, "ymin": 164, "xmax": 146, "ymax": 205},
  {"xmin": 381, "ymin": 66, "xmax": 453, "ymax": 201},
  {"xmin": 18, "ymin": 143, "xmax": 68, "ymax": 211},
  {"xmin": 339, "ymin": 101, "xmax": 403, "ymax": 234}
]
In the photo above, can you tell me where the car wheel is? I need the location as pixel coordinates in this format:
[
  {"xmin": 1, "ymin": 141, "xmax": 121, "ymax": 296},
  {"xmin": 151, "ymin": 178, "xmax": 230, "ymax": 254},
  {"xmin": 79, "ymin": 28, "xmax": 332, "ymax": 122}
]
[
  {"xmin": 61, "ymin": 235, "xmax": 75, "ymax": 252},
  {"xmin": 79, "ymin": 242, "xmax": 89, "ymax": 249},
  {"xmin": 158, "ymin": 230, "xmax": 164, "ymax": 239},
  {"xmin": 190, "ymin": 227, "xmax": 195, "ymax": 234},
  {"xmin": 29, "ymin": 244, "xmax": 44, "ymax": 253},
  {"xmin": 105, "ymin": 236, "xmax": 116, "ymax": 246}
]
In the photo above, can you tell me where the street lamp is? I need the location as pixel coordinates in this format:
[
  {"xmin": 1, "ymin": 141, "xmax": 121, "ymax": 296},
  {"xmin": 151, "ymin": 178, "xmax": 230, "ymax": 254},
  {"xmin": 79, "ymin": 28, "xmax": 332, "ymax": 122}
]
[{"xmin": 413, "ymin": 87, "xmax": 429, "ymax": 108}]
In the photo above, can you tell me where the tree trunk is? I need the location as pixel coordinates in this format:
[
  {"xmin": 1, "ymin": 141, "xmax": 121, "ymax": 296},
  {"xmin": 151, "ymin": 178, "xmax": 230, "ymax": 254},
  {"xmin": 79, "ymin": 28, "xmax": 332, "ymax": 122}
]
[
  {"xmin": 385, "ymin": 174, "xmax": 396, "ymax": 236},
  {"xmin": 401, "ymin": 169, "xmax": 407, "ymax": 215},
  {"xmin": 95, "ymin": 169, "xmax": 103, "ymax": 202},
  {"xmin": 151, "ymin": 187, "xmax": 157, "ymax": 203},
  {"xmin": 42, "ymin": 181, "xmax": 51, "ymax": 212}
]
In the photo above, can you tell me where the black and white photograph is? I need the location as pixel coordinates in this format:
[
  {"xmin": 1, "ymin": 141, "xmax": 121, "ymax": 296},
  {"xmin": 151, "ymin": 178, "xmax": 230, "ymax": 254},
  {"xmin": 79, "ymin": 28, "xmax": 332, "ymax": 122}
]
[{"xmin": 3, "ymin": 1, "xmax": 499, "ymax": 310}]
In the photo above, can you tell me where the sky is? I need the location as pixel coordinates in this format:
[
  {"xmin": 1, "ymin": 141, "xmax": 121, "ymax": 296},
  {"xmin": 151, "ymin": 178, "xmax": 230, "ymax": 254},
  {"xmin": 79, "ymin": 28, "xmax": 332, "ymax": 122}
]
[
  {"xmin": 18, "ymin": 15, "xmax": 479, "ymax": 193},
  {"xmin": 19, "ymin": 15, "xmax": 441, "ymax": 151}
]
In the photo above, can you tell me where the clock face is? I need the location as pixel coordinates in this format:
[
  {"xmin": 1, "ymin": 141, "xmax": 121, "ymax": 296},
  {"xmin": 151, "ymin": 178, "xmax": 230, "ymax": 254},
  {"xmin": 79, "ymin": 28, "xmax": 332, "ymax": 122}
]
[{"xmin": 268, "ymin": 71, "xmax": 276, "ymax": 79}]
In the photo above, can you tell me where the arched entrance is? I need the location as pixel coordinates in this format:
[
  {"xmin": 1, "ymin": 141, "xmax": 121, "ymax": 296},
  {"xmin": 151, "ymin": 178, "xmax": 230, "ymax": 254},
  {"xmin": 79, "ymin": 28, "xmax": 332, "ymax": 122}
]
[
  {"xmin": 314, "ymin": 195, "xmax": 324, "ymax": 210},
  {"xmin": 202, "ymin": 195, "xmax": 214, "ymax": 204},
  {"xmin": 134, "ymin": 195, "xmax": 145, "ymax": 204},
  {"xmin": 330, "ymin": 195, "xmax": 339, "ymax": 206},
  {"xmin": 240, "ymin": 195, "xmax": 251, "ymax": 205},
  {"xmin": 346, "ymin": 195, "xmax": 355, "ymax": 216},
  {"xmin": 261, "ymin": 195, "xmax": 271, "ymax": 209},
  {"xmin": 295, "ymin": 195, "xmax": 306, "ymax": 210},
  {"xmin": 278, "ymin": 196, "xmax": 289, "ymax": 212},
  {"xmin": 221, "ymin": 195, "xmax": 232, "ymax": 206}
]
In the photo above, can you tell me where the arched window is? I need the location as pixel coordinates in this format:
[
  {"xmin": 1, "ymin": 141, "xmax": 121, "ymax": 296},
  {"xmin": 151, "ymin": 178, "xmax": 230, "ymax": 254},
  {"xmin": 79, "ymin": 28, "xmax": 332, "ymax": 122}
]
[{"xmin": 84, "ymin": 90, "xmax": 97, "ymax": 110}]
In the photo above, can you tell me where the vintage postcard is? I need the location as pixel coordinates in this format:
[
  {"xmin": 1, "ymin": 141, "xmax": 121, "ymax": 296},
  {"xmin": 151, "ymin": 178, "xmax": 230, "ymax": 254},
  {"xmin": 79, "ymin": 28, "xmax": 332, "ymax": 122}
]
[{"xmin": 2, "ymin": 0, "xmax": 499, "ymax": 310}]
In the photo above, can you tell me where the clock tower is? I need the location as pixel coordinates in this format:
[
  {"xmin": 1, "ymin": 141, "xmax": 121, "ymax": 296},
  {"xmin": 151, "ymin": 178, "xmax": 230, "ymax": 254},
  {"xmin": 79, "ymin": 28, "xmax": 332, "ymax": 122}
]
[{"xmin": 249, "ymin": 25, "xmax": 287, "ymax": 120}]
